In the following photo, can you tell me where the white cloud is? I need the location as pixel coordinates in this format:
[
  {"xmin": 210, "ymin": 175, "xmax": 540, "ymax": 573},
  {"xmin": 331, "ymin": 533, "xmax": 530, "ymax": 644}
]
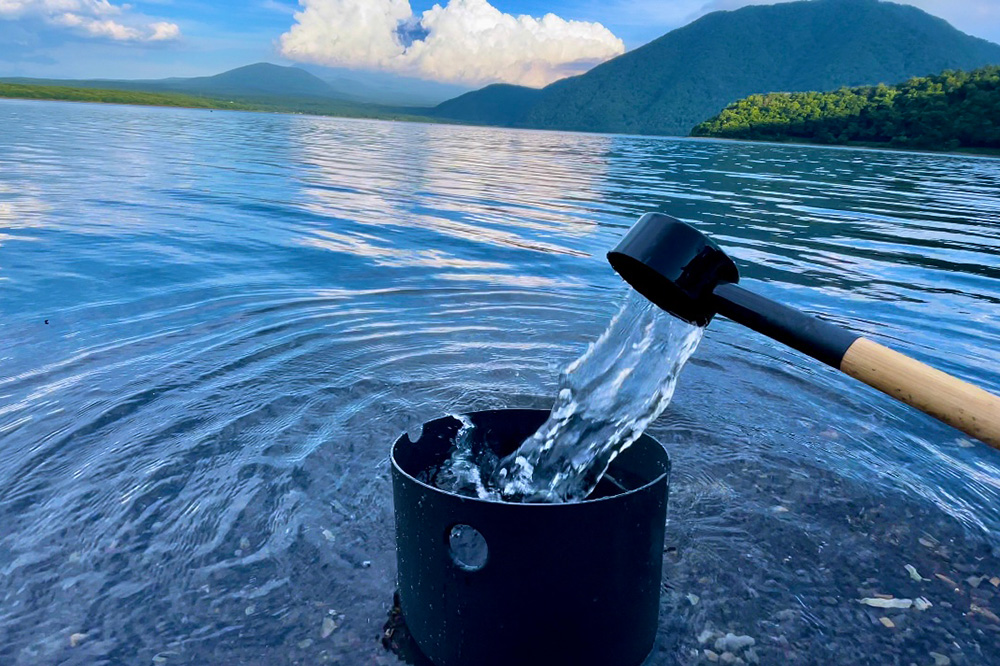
[
  {"xmin": 148, "ymin": 21, "xmax": 180, "ymax": 41},
  {"xmin": 0, "ymin": 0, "xmax": 180, "ymax": 42},
  {"xmin": 279, "ymin": 0, "xmax": 625, "ymax": 87}
]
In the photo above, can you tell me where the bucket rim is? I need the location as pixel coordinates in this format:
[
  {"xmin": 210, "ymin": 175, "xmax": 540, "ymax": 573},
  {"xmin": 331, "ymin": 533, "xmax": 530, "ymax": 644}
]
[{"xmin": 391, "ymin": 409, "xmax": 669, "ymax": 507}]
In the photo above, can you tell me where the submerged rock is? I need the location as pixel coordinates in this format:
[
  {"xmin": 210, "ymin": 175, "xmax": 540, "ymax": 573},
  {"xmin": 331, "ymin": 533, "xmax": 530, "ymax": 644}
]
[
  {"xmin": 321, "ymin": 616, "xmax": 338, "ymax": 638},
  {"xmin": 935, "ymin": 574, "xmax": 960, "ymax": 590},
  {"xmin": 697, "ymin": 628, "xmax": 718, "ymax": 644},
  {"xmin": 970, "ymin": 604, "xmax": 1000, "ymax": 623},
  {"xmin": 859, "ymin": 597, "xmax": 913, "ymax": 609},
  {"xmin": 715, "ymin": 633, "xmax": 756, "ymax": 652}
]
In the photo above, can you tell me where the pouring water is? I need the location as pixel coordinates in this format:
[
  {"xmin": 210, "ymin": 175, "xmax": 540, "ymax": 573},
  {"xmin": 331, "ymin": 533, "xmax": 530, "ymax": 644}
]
[{"xmin": 423, "ymin": 289, "xmax": 704, "ymax": 503}]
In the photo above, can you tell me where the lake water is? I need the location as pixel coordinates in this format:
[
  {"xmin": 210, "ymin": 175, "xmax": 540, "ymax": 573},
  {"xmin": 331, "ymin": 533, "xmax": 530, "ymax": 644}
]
[{"xmin": 1, "ymin": 99, "xmax": 999, "ymax": 665}]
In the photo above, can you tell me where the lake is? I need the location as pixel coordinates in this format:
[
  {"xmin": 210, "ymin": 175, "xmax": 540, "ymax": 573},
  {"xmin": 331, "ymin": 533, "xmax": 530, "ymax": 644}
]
[{"xmin": 1, "ymin": 99, "xmax": 999, "ymax": 665}]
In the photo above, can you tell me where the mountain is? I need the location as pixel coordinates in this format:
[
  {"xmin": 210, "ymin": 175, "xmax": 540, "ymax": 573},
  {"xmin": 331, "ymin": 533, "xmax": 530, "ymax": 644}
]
[
  {"xmin": 153, "ymin": 63, "xmax": 340, "ymax": 99},
  {"xmin": 433, "ymin": 84, "xmax": 544, "ymax": 126},
  {"xmin": 0, "ymin": 62, "xmax": 471, "ymax": 109},
  {"xmin": 0, "ymin": 63, "xmax": 443, "ymax": 121},
  {"xmin": 294, "ymin": 64, "xmax": 472, "ymax": 106},
  {"xmin": 430, "ymin": 0, "xmax": 1000, "ymax": 136},
  {"xmin": 1, "ymin": 63, "xmax": 347, "ymax": 102}
]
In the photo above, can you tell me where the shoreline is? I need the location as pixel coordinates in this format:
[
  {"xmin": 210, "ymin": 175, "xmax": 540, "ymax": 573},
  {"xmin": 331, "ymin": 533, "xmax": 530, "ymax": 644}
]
[
  {"xmin": 691, "ymin": 134, "xmax": 1000, "ymax": 159},
  {"xmin": 2, "ymin": 92, "xmax": 997, "ymax": 160},
  {"xmin": 0, "ymin": 85, "xmax": 434, "ymax": 124},
  {"xmin": 0, "ymin": 93, "xmax": 259, "ymax": 115}
]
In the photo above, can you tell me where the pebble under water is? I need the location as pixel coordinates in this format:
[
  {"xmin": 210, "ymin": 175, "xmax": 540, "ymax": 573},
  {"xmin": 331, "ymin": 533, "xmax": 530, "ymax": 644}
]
[{"xmin": 2, "ymin": 100, "xmax": 1000, "ymax": 665}]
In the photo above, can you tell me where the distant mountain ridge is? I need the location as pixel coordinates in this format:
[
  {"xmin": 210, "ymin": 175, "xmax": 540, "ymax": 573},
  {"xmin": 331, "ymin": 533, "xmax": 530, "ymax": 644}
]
[
  {"xmin": 1, "ymin": 63, "xmax": 347, "ymax": 102},
  {"xmin": 431, "ymin": 0, "xmax": 1000, "ymax": 136},
  {"xmin": 0, "ymin": 63, "xmax": 442, "ymax": 122},
  {"xmin": 0, "ymin": 62, "xmax": 469, "ymax": 108},
  {"xmin": 294, "ymin": 64, "xmax": 471, "ymax": 106},
  {"xmin": 154, "ymin": 63, "xmax": 339, "ymax": 98}
]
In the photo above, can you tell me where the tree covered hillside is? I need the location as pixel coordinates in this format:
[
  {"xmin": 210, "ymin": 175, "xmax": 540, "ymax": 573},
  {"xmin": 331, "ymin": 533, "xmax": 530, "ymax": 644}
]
[
  {"xmin": 433, "ymin": 84, "xmax": 543, "ymax": 126},
  {"xmin": 691, "ymin": 67, "xmax": 1000, "ymax": 151},
  {"xmin": 432, "ymin": 0, "xmax": 1000, "ymax": 137}
]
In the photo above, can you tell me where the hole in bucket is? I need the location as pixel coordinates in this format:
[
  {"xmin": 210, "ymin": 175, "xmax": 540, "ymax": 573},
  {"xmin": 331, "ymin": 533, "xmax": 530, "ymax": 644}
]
[{"xmin": 448, "ymin": 525, "xmax": 488, "ymax": 572}]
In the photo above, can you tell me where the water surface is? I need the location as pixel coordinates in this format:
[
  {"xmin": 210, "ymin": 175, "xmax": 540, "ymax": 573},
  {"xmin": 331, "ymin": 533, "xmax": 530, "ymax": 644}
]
[{"xmin": 1, "ymin": 99, "xmax": 999, "ymax": 665}]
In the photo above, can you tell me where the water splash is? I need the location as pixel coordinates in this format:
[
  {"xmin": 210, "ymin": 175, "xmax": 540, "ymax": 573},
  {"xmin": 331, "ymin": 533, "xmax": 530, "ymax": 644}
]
[
  {"xmin": 417, "ymin": 413, "xmax": 499, "ymax": 499},
  {"xmin": 492, "ymin": 291, "xmax": 704, "ymax": 502},
  {"xmin": 428, "ymin": 290, "xmax": 704, "ymax": 502}
]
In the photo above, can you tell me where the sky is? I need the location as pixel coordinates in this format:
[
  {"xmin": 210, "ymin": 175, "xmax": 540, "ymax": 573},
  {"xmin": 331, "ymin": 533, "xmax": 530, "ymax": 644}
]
[{"xmin": 0, "ymin": 0, "xmax": 998, "ymax": 85}]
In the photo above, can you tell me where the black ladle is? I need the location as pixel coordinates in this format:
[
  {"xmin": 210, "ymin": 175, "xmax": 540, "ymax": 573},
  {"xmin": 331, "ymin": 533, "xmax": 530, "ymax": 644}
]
[{"xmin": 608, "ymin": 213, "xmax": 1000, "ymax": 448}]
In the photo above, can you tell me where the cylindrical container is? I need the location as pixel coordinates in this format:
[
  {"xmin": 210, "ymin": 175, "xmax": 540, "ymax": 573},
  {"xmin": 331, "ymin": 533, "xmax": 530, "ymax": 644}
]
[{"xmin": 392, "ymin": 409, "xmax": 670, "ymax": 666}]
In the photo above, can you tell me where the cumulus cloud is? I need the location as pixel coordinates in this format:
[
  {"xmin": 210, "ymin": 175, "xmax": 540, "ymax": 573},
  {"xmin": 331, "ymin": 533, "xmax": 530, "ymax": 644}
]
[
  {"xmin": 0, "ymin": 0, "xmax": 180, "ymax": 42},
  {"xmin": 148, "ymin": 21, "xmax": 180, "ymax": 42},
  {"xmin": 279, "ymin": 0, "xmax": 625, "ymax": 87}
]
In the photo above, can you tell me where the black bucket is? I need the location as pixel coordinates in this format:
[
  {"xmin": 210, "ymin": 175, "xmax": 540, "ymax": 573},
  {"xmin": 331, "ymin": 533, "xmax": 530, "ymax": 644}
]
[{"xmin": 391, "ymin": 409, "xmax": 670, "ymax": 666}]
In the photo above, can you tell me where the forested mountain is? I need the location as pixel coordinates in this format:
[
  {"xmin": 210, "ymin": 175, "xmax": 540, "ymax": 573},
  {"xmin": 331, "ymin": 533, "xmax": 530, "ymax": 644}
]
[
  {"xmin": 430, "ymin": 0, "xmax": 1000, "ymax": 136},
  {"xmin": 433, "ymin": 84, "xmax": 544, "ymax": 126},
  {"xmin": 691, "ymin": 66, "xmax": 1000, "ymax": 151}
]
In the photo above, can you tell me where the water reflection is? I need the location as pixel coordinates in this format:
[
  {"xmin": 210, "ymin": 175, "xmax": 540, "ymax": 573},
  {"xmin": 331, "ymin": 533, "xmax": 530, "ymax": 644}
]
[{"xmin": 292, "ymin": 121, "xmax": 610, "ymax": 264}]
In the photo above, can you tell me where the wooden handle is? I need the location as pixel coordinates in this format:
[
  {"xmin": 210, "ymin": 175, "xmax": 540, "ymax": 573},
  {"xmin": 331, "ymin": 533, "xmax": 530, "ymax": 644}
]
[{"xmin": 841, "ymin": 338, "xmax": 1000, "ymax": 449}]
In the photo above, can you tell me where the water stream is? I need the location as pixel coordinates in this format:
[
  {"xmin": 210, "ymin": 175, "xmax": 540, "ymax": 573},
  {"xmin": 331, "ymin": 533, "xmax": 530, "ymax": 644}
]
[{"xmin": 428, "ymin": 290, "xmax": 704, "ymax": 502}]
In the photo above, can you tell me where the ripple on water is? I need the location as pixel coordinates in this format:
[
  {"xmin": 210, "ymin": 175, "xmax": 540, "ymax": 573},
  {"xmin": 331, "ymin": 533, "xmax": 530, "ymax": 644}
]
[{"xmin": 0, "ymin": 101, "xmax": 998, "ymax": 664}]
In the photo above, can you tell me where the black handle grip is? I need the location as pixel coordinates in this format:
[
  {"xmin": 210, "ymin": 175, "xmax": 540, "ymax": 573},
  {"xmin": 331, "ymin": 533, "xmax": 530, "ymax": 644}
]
[{"xmin": 712, "ymin": 283, "xmax": 860, "ymax": 368}]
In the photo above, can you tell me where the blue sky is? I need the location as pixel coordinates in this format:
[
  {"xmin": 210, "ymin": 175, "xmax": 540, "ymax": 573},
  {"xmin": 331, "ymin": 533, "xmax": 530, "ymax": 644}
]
[{"xmin": 1, "ymin": 1, "xmax": 998, "ymax": 82}]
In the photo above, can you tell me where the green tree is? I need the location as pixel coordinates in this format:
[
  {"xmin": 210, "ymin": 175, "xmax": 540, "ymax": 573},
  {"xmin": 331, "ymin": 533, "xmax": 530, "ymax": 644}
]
[{"xmin": 691, "ymin": 66, "xmax": 1000, "ymax": 152}]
